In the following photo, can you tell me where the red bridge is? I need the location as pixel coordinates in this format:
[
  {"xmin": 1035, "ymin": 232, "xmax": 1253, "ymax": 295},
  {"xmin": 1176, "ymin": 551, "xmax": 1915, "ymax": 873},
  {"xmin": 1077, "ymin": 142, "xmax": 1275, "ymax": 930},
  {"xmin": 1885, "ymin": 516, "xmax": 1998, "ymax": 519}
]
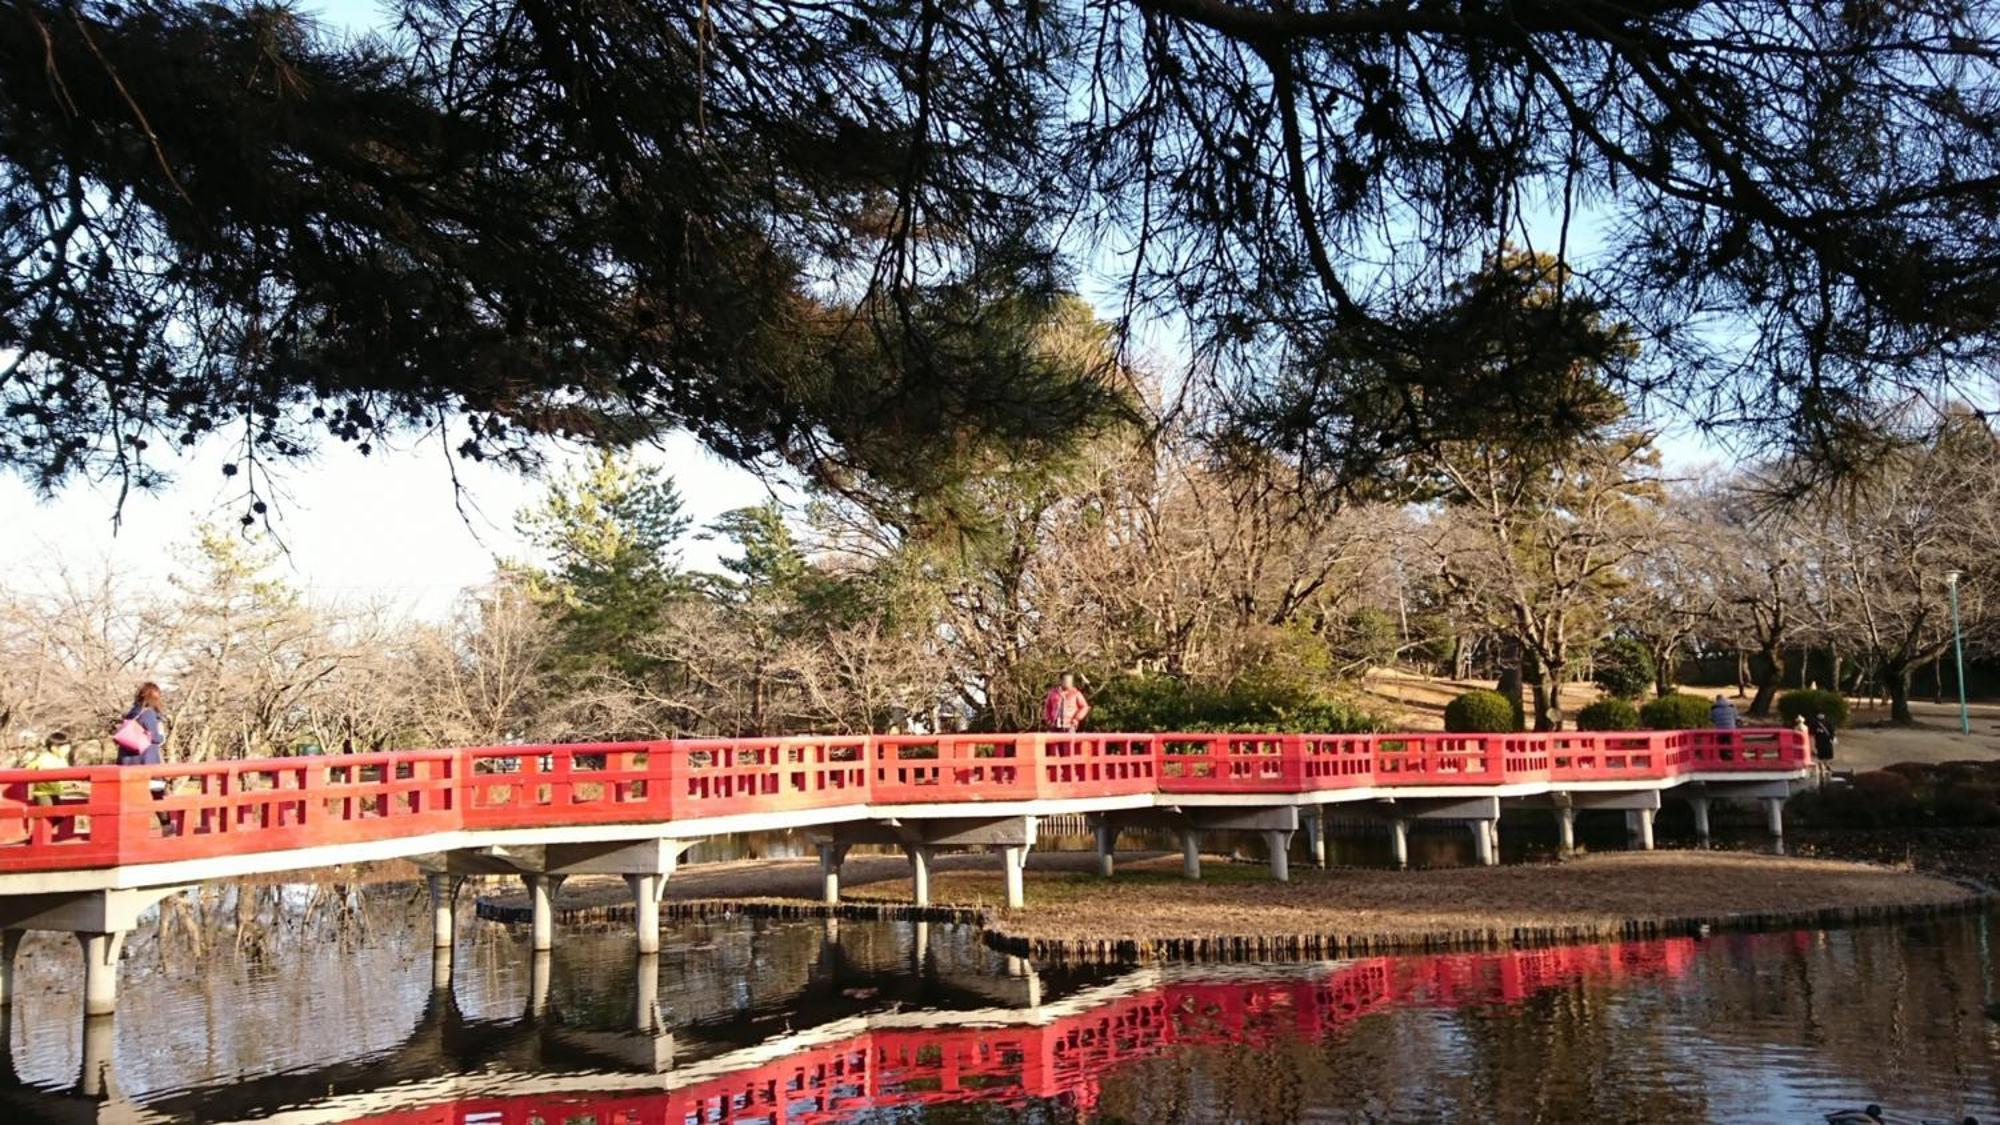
[{"xmin": 0, "ymin": 728, "xmax": 1805, "ymax": 1017}]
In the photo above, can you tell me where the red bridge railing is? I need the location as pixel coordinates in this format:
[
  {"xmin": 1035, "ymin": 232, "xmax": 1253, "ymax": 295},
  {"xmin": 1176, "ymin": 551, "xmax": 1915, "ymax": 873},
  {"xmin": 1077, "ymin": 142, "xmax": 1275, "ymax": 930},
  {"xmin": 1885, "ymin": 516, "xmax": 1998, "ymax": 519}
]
[{"xmin": 0, "ymin": 729, "xmax": 1805, "ymax": 873}]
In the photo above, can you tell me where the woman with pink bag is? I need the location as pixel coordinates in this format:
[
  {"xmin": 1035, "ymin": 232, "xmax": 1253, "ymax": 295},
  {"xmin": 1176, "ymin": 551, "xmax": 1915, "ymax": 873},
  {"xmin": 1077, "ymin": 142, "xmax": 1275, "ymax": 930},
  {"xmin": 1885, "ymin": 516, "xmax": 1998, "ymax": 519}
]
[
  {"xmin": 111, "ymin": 682, "xmax": 167, "ymax": 766},
  {"xmin": 111, "ymin": 682, "xmax": 174, "ymax": 833}
]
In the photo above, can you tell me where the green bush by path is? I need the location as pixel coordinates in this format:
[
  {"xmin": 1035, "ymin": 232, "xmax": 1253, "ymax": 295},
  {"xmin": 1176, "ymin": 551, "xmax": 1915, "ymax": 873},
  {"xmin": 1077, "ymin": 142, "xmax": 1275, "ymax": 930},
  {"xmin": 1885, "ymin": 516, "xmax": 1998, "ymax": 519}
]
[
  {"xmin": 1591, "ymin": 638, "xmax": 1655, "ymax": 700},
  {"xmin": 1638, "ymin": 694, "xmax": 1711, "ymax": 730},
  {"xmin": 1575, "ymin": 698, "xmax": 1639, "ymax": 731},
  {"xmin": 1778, "ymin": 688, "xmax": 1850, "ymax": 729},
  {"xmin": 1444, "ymin": 690, "xmax": 1517, "ymax": 733}
]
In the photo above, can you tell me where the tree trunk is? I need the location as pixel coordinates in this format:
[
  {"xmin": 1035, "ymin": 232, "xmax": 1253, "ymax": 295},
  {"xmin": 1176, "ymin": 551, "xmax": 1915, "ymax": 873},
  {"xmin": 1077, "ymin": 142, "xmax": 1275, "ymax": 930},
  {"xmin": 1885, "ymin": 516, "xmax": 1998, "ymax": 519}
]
[
  {"xmin": 1734, "ymin": 649, "xmax": 1749, "ymax": 696},
  {"xmin": 1544, "ymin": 668, "xmax": 1567, "ymax": 731},
  {"xmin": 1829, "ymin": 644, "xmax": 1841, "ymax": 694},
  {"xmin": 1747, "ymin": 647, "xmax": 1785, "ymax": 718},
  {"xmin": 1934, "ymin": 652, "xmax": 1945, "ymax": 705},
  {"xmin": 1497, "ymin": 637, "xmax": 1525, "ymax": 731},
  {"xmin": 1887, "ymin": 663, "xmax": 1915, "ymax": 725},
  {"xmin": 1524, "ymin": 648, "xmax": 1553, "ymax": 732}
]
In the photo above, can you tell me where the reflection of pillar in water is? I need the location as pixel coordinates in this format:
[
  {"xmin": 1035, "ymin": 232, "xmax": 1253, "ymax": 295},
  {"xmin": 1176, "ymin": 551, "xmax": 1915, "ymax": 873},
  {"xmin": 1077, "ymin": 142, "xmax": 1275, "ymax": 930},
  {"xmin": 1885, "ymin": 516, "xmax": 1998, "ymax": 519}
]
[
  {"xmin": 77, "ymin": 1013, "xmax": 116, "ymax": 1100},
  {"xmin": 528, "ymin": 949, "xmax": 553, "ymax": 1020},
  {"xmin": 634, "ymin": 953, "xmax": 661, "ymax": 1034},
  {"xmin": 431, "ymin": 946, "xmax": 454, "ymax": 992},
  {"xmin": 0, "ymin": 1000, "xmax": 15, "ymax": 1087},
  {"xmin": 0, "ymin": 930, "xmax": 21, "ymax": 1008},
  {"xmin": 913, "ymin": 921, "xmax": 931, "ymax": 970}
]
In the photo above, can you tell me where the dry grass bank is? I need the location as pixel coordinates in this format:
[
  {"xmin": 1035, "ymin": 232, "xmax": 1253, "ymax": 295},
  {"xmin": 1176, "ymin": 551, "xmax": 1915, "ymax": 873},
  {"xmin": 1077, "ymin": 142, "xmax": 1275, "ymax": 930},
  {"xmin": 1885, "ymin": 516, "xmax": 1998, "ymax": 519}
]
[
  {"xmin": 475, "ymin": 849, "xmax": 1981, "ymax": 964},
  {"xmin": 852, "ymin": 851, "xmax": 1981, "ymax": 961}
]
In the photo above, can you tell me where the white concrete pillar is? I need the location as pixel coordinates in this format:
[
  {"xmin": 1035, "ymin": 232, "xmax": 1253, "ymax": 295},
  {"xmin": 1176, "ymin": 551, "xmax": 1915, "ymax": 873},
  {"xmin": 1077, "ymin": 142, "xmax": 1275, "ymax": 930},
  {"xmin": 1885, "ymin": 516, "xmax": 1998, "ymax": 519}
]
[
  {"xmin": 1305, "ymin": 813, "xmax": 1328, "ymax": 869},
  {"xmin": 528, "ymin": 949, "xmax": 552, "ymax": 1019},
  {"xmin": 625, "ymin": 873, "xmax": 663, "ymax": 954},
  {"xmin": 77, "ymin": 932, "xmax": 125, "ymax": 1017},
  {"xmin": 1389, "ymin": 818, "xmax": 1409, "ymax": 868},
  {"xmin": 1265, "ymin": 830, "xmax": 1293, "ymax": 883},
  {"xmin": 1488, "ymin": 818, "xmax": 1501, "ymax": 862},
  {"xmin": 1000, "ymin": 845, "xmax": 1027, "ymax": 909},
  {"xmin": 1763, "ymin": 796, "xmax": 1785, "ymax": 838},
  {"xmin": 818, "ymin": 843, "xmax": 849, "ymax": 905},
  {"xmin": 0, "ymin": 930, "xmax": 22, "ymax": 1007},
  {"xmin": 1635, "ymin": 807, "xmax": 1657, "ymax": 851},
  {"xmin": 1093, "ymin": 822, "xmax": 1116, "ymax": 877},
  {"xmin": 1472, "ymin": 821, "xmax": 1495, "ymax": 867},
  {"xmin": 1691, "ymin": 797, "xmax": 1713, "ymax": 839},
  {"xmin": 1556, "ymin": 807, "xmax": 1576, "ymax": 853},
  {"xmin": 427, "ymin": 873, "xmax": 455, "ymax": 949},
  {"xmin": 523, "ymin": 873, "xmax": 565, "ymax": 952},
  {"xmin": 905, "ymin": 844, "xmax": 934, "ymax": 907},
  {"xmin": 1180, "ymin": 829, "xmax": 1202, "ymax": 880}
]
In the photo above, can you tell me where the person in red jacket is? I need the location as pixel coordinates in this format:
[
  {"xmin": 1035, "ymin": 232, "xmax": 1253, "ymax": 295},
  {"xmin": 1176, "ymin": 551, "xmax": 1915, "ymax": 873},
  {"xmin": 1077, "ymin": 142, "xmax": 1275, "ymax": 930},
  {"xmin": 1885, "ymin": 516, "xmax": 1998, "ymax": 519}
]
[{"xmin": 1042, "ymin": 673, "xmax": 1091, "ymax": 733}]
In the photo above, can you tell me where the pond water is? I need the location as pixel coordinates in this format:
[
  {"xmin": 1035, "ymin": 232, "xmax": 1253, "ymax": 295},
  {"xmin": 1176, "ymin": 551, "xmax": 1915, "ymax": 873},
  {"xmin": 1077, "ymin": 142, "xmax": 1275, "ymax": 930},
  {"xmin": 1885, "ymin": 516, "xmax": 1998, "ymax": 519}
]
[{"xmin": 1, "ymin": 881, "xmax": 1996, "ymax": 1123}]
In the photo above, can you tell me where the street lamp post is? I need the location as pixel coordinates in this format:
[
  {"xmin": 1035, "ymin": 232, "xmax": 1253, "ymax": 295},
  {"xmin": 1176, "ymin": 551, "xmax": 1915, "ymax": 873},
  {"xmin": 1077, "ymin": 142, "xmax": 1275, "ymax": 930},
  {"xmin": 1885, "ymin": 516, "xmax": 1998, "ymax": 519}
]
[{"xmin": 1946, "ymin": 570, "xmax": 1971, "ymax": 735}]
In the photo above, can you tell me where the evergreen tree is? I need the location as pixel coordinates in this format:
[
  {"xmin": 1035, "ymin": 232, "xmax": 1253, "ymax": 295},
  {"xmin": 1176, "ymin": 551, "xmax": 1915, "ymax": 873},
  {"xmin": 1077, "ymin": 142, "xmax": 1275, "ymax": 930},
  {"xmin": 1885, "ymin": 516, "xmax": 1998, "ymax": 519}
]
[{"xmin": 515, "ymin": 450, "xmax": 691, "ymax": 678}]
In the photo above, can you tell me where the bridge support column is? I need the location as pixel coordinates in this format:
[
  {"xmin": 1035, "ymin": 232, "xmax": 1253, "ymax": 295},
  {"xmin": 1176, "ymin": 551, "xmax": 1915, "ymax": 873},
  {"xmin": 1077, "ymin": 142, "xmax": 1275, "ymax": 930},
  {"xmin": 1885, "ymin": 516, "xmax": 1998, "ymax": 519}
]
[
  {"xmin": 818, "ymin": 843, "xmax": 850, "ymax": 905},
  {"xmin": 1556, "ymin": 806, "xmax": 1576, "ymax": 852},
  {"xmin": 1265, "ymin": 830, "xmax": 1294, "ymax": 882},
  {"xmin": 1000, "ymin": 845, "xmax": 1027, "ymax": 909},
  {"xmin": 1305, "ymin": 813, "xmax": 1327, "ymax": 869},
  {"xmin": 904, "ymin": 844, "xmax": 935, "ymax": 907},
  {"xmin": 77, "ymin": 932, "xmax": 124, "ymax": 1017},
  {"xmin": 1093, "ymin": 821, "xmax": 1116, "ymax": 877},
  {"xmin": 1635, "ymin": 807, "xmax": 1657, "ymax": 851},
  {"xmin": 1180, "ymin": 829, "xmax": 1202, "ymax": 880},
  {"xmin": 522, "ymin": 873, "xmax": 566, "ymax": 952},
  {"xmin": 1763, "ymin": 796, "xmax": 1784, "ymax": 839},
  {"xmin": 427, "ymin": 873, "xmax": 456, "ymax": 949},
  {"xmin": 1690, "ymin": 796, "xmax": 1712, "ymax": 840},
  {"xmin": 0, "ymin": 930, "xmax": 20, "ymax": 1007},
  {"xmin": 625, "ymin": 873, "xmax": 666, "ymax": 954},
  {"xmin": 1471, "ymin": 820, "xmax": 1495, "ymax": 867},
  {"xmin": 1389, "ymin": 818, "xmax": 1409, "ymax": 868}
]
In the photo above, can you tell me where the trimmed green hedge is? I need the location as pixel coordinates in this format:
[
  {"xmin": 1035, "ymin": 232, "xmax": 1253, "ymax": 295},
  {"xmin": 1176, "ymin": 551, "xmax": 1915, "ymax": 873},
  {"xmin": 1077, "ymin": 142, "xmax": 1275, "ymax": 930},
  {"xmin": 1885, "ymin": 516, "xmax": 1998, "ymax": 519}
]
[
  {"xmin": 1444, "ymin": 690, "xmax": 1517, "ymax": 733},
  {"xmin": 1591, "ymin": 638, "xmax": 1655, "ymax": 701},
  {"xmin": 1778, "ymin": 688, "xmax": 1849, "ymax": 729},
  {"xmin": 1638, "ymin": 693, "xmax": 1711, "ymax": 730},
  {"xmin": 1575, "ymin": 698, "xmax": 1639, "ymax": 731}
]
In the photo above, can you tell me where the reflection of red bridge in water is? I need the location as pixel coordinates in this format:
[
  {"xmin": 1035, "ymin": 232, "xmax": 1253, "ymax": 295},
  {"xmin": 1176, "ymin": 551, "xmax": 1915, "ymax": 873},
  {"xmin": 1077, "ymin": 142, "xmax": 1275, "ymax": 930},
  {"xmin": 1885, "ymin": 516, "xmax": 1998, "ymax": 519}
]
[{"xmin": 361, "ymin": 938, "xmax": 1704, "ymax": 1125}]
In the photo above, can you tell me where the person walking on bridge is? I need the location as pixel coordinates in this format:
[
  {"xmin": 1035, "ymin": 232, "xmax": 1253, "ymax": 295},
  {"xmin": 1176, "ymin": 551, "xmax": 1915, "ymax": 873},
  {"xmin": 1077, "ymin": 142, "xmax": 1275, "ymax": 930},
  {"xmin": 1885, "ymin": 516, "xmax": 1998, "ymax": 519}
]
[
  {"xmin": 1043, "ymin": 673, "xmax": 1091, "ymax": 734},
  {"xmin": 1709, "ymin": 695, "xmax": 1739, "ymax": 730},
  {"xmin": 112, "ymin": 682, "xmax": 175, "ymax": 834}
]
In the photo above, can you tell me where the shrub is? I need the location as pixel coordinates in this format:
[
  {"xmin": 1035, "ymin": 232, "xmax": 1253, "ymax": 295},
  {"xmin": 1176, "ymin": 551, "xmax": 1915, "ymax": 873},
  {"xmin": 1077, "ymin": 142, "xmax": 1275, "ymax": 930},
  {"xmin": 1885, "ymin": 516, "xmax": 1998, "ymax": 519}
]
[
  {"xmin": 1575, "ymin": 698, "xmax": 1639, "ymax": 731},
  {"xmin": 1638, "ymin": 693, "xmax": 1712, "ymax": 730},
  {"xmin": 1444, "ymin": 690, "xmax": 1517, "ymax": 733},
  {"xmin": 1777, "ymin": 688, "xmax": 1850, "ymax": 730},
  {"xmin": 1591, "ymin": 638, "xmax": 1655, "ymax": 700}
]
